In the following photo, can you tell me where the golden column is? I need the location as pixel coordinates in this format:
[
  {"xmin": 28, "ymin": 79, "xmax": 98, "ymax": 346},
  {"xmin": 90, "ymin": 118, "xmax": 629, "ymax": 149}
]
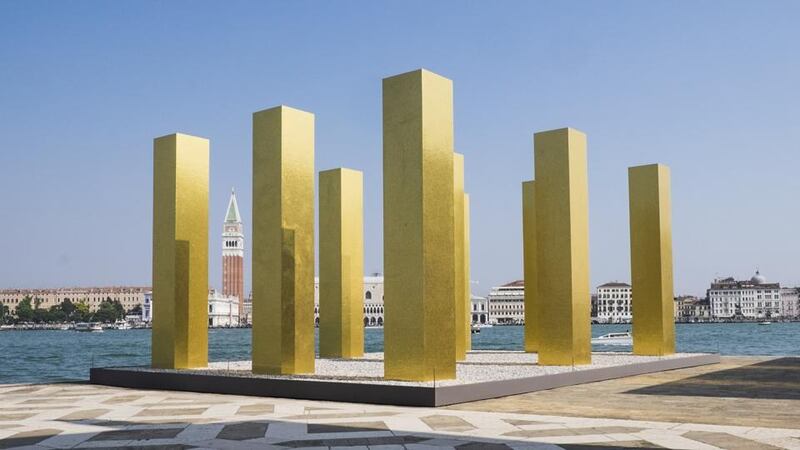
[
  {"xmin": 151, "ymin": 133, "xmax": 209, "ymax": 369},
  {"xmin": 629, "ymin": 164, "xmax": 675, "ymax": 356},
  {"xmin": 383, "ymin": 69, "xmax": 456, "ymax": 381},
  {"xmin": 319, "ymin": 168, "xmax": 364, "ymax": 358},
  {"xmin": 534, "ymin": 128, "xmax": 591, "ymax": 366},
  {"xmin": 522, "ymin": 180, "xmax": 538, "ymax": 352},
  {"xmin": 252, "ymin": 105, "xmax": 315, "ymax": 375},
  {"xmin": 454, "ymin": 153, "xmax": 468, "ymax": 360},
  {"xmin": 463, "ymin": 192, "xmax": 472, "ymax": 353}
]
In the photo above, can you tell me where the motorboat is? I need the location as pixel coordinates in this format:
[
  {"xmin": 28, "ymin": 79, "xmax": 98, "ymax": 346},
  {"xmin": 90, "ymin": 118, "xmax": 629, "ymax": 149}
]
[
  {"xmin": 75, "ymin": 322, "xmax": 104, "ymax": 332},
  {"xmin": 471, "ymin": 324, "xmax": 481, "ymax": 334},
  {"xmin": 758, "ymin": 321, "xmax": 772, "ymax": 325},
  {"xmin": 112, "ymin": 320, "xmax": 131, "ymax": 330},
  {"xmin": 591, "ymin": 331, "xmax": 632, "ymax": 345}
]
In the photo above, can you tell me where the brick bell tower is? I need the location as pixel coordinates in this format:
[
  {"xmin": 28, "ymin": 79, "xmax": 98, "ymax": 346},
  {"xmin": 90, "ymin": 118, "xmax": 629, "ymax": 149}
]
[{"xmin": 222, "ymin": 188, "xmax": 244, "ymax": 322}]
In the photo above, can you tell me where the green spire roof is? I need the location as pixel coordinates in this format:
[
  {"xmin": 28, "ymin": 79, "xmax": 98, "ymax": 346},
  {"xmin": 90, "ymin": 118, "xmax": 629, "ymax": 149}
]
[{"xmin": 225, "ymin": 188, "xmax": 241, "ymax": 223}]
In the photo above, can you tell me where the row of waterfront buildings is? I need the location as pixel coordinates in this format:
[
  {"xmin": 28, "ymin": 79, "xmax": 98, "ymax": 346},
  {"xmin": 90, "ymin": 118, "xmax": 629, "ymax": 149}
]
[
  {"xmin": 485, "ymin": 270, "xmax": 799, "ymax": 324},
  {"xmin": 2, "ymin": 190, "xmax": 797, "ymax": 325},
  {"xmin": 4, "ymin": 270, "xmax": 797, "ymax": 327}
]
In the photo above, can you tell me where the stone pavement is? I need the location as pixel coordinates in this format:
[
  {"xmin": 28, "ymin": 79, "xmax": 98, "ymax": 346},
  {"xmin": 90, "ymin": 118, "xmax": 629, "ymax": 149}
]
[
  {"xmin": 0, "ymin": 356, "xmax": 798, "ymax": 449},
  {"xmin": 447, "ymin": 356, "xmax": 800, "ymax": 429}
]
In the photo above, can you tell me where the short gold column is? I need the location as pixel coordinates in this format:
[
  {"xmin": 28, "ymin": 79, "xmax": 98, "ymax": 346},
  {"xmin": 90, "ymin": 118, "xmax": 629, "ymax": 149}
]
[
  {"xmin": 454, "ymin": 153, "xmax": 468, "ymax": 361},
  {"xmin": 151, "ymin": 133, "xmax": 209, "ymax": 369},
  {"xmin": 629, "ymin": 164, "xmax": 675, "ymax": 356},
  {"xmin": 534, "ymin": 128, "xmax": 591, "ymax": 366},
  {"xmin": 319, "ymin": 168, "xmax": 364, "ymax": 358},
  {"xmin": 463, "ymin": 192, "xmax": 472, "ymax": 353},
  {"xmin": 522, "ymin": 180, "xmax": 538, "ymax": 352},
  {"xmin": 252, "ymin": 105, "xmax": 315, "ymax": 374},
  {"xmin": 383, "ymin": 69, "xmax": 456, "ymax": 381}
]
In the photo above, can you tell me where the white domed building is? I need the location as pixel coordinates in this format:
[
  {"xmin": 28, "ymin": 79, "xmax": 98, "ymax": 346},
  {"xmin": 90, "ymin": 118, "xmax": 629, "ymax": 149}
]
[{"xmin": 708, "ymin": 270, "xmax": 782, "ymax": 319}]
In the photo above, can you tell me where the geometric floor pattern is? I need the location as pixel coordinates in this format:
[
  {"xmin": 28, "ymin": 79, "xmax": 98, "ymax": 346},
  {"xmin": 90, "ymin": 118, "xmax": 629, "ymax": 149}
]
[{"xmin": 1, "ymin": 383, "xmax": 799, "ymax": 449}]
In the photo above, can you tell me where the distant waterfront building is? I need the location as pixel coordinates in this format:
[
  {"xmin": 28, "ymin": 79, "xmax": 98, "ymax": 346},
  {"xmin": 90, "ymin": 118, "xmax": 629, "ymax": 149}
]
[
  {"xmin": 242, "ymin": 292, "xmax": 252, "ymax": 325},
  {"xmin": 674, "ymin": 296, "xmax": 711, "ymax": 322},
  {"xmin": 221, "ymin": 189, "xmax": 244, "ymax": 323},
  {"xmin": 0, "ymin": 286, "xmax": 149, "ymax": 314},
  {"xmin": 207, "ymin": 289, "xmax": 240, "ymax": 327},
  {"xmin": 146, "ymin": 289, "xmax": 239, "ymax": 326},
  {"xmin": 487, "ymin": 281, "xmax": 525, "ymax": 325},
  {"xmin": 708, "ymin": 271, "xmax": 782, "ymax": 319},
  {"xmin": 780, "ymin": 287, "xmax": 799, "ymax": 319},
  {"xmin": 470, "ymin": 295, "xmax": 488, "ymax": 324},
  {"xmin": 595, "ymin": 282, "xmax": 632, "ymax": 323},
  {"xmin": 314, "ymin": 275, "xmax": 385, "ymax": 327},
  {"xmin": 143, "ymin": 291, "xmax": 153, "ymax": 322}
]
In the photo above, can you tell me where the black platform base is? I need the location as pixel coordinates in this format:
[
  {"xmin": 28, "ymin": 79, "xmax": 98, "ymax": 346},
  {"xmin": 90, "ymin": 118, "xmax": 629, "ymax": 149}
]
[{"xmin": 90, "ymin": 353, "xmax": 720, "ymax": 407}]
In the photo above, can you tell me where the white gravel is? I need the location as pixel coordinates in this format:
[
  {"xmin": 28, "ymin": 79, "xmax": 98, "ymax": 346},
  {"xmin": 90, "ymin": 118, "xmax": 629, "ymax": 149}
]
[{"xmin": 131, "ymin": 351, "xmax": 705, "ymax": 387}]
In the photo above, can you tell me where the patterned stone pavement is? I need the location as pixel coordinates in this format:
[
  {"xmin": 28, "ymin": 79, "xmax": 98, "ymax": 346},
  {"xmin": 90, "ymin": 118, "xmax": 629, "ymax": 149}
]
[
  {"xmin": 1, "ymin": 356, "xmax": 799, "ymax": 449},
  {"xmin": 447, "ymin": 356, "xmax": 800, "ymax": 429}
]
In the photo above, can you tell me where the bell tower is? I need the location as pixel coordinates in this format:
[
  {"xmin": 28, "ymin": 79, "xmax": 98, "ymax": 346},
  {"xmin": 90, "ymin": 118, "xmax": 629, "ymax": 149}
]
[{"xmin": 222, "ymin": 188, "xmax": 244, "ymax": 322}]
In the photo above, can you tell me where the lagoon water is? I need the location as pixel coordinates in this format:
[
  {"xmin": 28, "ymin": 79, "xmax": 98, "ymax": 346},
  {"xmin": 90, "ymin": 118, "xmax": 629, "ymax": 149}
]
[{"xmin": 1, "ymin": 323, "xmax": 799, "ymax": 384}]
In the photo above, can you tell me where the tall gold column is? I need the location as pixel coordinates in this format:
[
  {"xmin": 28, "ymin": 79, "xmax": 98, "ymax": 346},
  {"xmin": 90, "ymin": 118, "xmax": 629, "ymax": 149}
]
[
  {"xmin": 383, "ymin": 69, "xmax": 456, "ymax": 381},
  {"xmin": 454, "ymin": 153, "xmax": 468, "ymax": 361},
  {"xmin": 534, "ymin": 128, "xmax": 591, "ymax": 365},
  {"xmin": 151, "ymin": 133, "xmax": 209, "ymax": 369},
  {"xmin": 522, "ymin": 180, "xmax": 538, "ymax": 352},
  {"xmin": 252, "ymin": 105, "xmax": 315, "ymax": 374},
  {"xmin": 463, "ymin": 192, "xmax": 471, "ymax": 353},
  {"xmin": 629, "ymin": 164, "xmax": 675, "ymax": 356},
  {"xmin": 319, "ymin": 168, "xmax": 364, "ymax": 358}
]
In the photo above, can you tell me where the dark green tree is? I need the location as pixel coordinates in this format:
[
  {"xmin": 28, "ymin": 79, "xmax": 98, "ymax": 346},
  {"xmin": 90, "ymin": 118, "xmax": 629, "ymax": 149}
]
[
  {"xmin": 32, "ymin": 308, "xmax": 49, "ymax": 323},
  {"xmin": 73, "ymin": 300, "xmax": 91, "ymax": 322},
  {"xmin": 94, "ymin": 299, "xmax": 125, "ymax": 323},
  {"xmin": 48, "ymin": 305, "xmax": 66, "ymax": 322},
  {"xmin": 15, "ymin": 296, "xmax": 34, "ymax": 322},
  {"xmin": 60, "ymin": 298, "xmax": 76, "ymax": 318},
  {"xmin": 1, "ymin": 305, "xmax": 10, "ymax": 324}
]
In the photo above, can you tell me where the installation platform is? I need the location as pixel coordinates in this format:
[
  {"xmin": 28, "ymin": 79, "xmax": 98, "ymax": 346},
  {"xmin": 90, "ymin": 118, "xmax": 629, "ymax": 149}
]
[{"xmin": 90, "ymin": 351, "xmax": 720, "ymax": 407}]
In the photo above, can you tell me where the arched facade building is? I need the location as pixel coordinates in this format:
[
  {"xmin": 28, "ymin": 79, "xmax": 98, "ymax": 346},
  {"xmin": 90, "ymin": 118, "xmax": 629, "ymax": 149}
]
[{"xmin": 314, "ymin": 276, "xmax": 385, "ymax": 327}]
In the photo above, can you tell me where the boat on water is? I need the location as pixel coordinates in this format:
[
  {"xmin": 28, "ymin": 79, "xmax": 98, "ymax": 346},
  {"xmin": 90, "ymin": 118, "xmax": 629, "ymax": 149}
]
[
  {"xmin": 75, "ymin": 322, "xmax": 104, "ymax": 332},
  {"xmin": 591, "ymin": 331, "xmax": 632, "ymax": 345},
  {"xmin": 471, "ymin": 324, "xmax": 481, "ymax": 334},
  {"xmin": 758, "ymin": 321, "xmax": 772, "ymax": 325},
  {"xmin": 112, "ymin": 320, "xmax": 131, "ymax": 330}
]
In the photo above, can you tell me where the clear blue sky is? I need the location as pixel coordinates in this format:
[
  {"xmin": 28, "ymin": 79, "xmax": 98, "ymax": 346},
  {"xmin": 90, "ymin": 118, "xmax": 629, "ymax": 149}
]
[{"xmin": 1, "ymin": 1, "xmax": 799, "ymax": 296}]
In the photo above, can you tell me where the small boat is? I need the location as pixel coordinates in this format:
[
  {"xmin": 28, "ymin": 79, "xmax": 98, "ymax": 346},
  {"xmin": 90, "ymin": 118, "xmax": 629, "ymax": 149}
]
[
  {"xmin": 591, "ymin": 331, "xmax": 632, "ymax": 345},
  {"xmin": 75, "ymin": 322, "xmax": 104, "ymax": 332},
  {"xmin": 59, "ymin": 324, "xmax": 70, "ymax": 331},
  {"xmin": 758, "ymin": 321, "xmax": 772, "ymax": 325},
  {"xmin": 471, "ymin": 324, "xmax": 481, "ymax": 334},
  {"xmin": 113, "ymin": 320, "xmax": 131, "ymax": 330}
]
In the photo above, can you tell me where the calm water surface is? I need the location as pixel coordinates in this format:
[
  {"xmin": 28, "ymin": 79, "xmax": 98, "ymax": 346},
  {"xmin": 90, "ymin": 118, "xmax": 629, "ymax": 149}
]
[{"xmin": 1, "ymin": 323, "xmax": 799, "ymax": 384}]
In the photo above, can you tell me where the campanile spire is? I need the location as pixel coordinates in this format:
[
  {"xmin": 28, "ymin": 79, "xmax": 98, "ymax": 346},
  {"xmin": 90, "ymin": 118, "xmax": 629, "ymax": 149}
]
[{"xmin": 222, "ymin": 188, "xmax": 244, "ymax": 322}]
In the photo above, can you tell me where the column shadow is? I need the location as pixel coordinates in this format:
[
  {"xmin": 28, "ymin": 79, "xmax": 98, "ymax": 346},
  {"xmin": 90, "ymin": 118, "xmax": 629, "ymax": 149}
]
[{"xmin": 626, "ymin": 357, "xmax": 800, "ymax": 400}]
